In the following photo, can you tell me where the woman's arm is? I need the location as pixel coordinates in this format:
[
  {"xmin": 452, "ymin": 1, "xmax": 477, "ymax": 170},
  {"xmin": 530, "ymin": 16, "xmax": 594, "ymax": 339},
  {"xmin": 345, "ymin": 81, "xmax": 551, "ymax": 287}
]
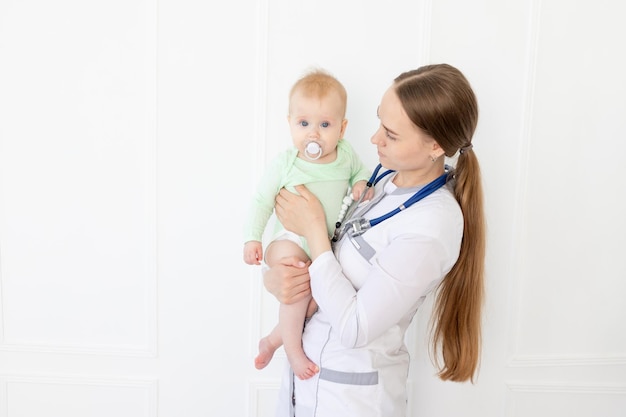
[
  {"xmin": 311, "ymin": 236, "xmax": 449, "ymax": 348},
  {"xmin": 274, "ymin": 184, "xmax": 454, "ymax": 348}
]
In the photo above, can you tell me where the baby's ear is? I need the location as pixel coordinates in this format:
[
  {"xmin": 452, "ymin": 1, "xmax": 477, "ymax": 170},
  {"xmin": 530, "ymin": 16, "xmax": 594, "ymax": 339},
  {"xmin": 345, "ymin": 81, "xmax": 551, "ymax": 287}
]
[{"xmin": 340, "ymin": 118, "xmax": 348, "ymax": 137}]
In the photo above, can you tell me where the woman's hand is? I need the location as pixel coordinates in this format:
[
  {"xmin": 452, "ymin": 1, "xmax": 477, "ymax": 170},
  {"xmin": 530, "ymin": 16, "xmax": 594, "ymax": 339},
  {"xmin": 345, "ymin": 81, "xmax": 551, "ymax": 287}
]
[
  {"xmin": 275, "ymin": 185, "xmax": 325, "ymax": 237},
  {"xmin": 275, "ymin": 185, "xmax": 332, "ymax": 259},
  {"xmin": 263, "ymin": 256, "xmax": 311, "ymax": 304}
]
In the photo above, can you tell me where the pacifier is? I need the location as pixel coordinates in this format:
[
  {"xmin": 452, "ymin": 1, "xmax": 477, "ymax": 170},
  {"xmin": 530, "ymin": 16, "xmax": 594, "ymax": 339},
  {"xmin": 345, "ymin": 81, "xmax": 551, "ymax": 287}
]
[{"xmin": 304, "ymin": 141, "xmax": 323, "ymax": 160}]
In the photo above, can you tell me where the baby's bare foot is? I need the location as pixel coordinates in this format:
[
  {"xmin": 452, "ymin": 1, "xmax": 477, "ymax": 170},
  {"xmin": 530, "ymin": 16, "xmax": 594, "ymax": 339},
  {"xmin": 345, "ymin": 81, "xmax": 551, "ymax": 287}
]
[
  {"xmin": 290, "ymin": 355, "xmax": 319, "ymax": 380},
  {"xmin": 255, "ymin": 336, "xmax": 279, "ymax": 370}
]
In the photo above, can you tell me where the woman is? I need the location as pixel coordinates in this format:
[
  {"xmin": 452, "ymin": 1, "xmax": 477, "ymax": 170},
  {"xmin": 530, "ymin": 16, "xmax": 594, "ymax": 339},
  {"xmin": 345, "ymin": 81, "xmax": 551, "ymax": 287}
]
[{"xmin": 264, "ymin": 63, "xmax": 486, "ymax": 417}]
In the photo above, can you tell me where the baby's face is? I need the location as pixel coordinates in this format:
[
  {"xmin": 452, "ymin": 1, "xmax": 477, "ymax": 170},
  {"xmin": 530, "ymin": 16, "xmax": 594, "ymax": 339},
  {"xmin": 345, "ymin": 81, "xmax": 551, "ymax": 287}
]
[{"xmin": 288, "ymin": 91, "xmax": 347, "ymax": 163}]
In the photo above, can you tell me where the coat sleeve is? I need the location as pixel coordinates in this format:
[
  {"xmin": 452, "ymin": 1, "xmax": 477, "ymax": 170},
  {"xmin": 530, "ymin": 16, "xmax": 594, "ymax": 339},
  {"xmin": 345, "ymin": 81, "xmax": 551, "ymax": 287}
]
[{"xmin": 309, "ymin": 229, "xmax": 453, "ymax": 348}]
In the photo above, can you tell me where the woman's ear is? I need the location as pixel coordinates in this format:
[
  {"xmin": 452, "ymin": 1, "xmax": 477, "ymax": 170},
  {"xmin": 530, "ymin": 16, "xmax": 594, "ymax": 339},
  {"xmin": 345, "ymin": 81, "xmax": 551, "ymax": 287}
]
[{"xmin": 432, "ymin": 141, "xmax": 445, "ymax": 159}]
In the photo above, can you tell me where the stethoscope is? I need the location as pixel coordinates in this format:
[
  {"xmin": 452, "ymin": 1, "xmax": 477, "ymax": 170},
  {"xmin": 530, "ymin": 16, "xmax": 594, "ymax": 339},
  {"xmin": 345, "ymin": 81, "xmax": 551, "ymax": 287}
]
[{"xmin": 331, "ymin": 163, "xmax": 450, "ymax": 243}]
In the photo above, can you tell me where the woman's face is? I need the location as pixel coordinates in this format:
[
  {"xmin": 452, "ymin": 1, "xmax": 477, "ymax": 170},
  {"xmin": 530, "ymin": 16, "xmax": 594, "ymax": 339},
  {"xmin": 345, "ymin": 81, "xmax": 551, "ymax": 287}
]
[{"xmin": 370, "ymin": 87, "xmax": 444, "ymax": 183}]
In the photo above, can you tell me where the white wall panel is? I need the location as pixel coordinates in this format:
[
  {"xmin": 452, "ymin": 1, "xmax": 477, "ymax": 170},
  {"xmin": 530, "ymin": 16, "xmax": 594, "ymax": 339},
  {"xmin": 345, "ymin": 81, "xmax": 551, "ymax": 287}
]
[
  {"xmin": 512, "ymin": 0, "xmax": 626, "ymax": 361},
  {"xmin": 0, "ymin": 0, "xmax": 157, "ymax": 356},
  {"xmin": 1, "ymin": 374, "xmax": 156, "ymax": 417},
  {"xmin": 506, "ymin": 382, "xmax": 626, "ymax": 417}
]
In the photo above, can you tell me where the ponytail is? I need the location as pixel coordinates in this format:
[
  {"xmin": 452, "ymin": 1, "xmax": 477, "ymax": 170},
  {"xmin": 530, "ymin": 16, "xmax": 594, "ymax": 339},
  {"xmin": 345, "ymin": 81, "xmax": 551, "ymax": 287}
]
[
  {"xmin": 431, "ymin": 149, "xmax": 485, "ymax": 382},
  {"xmin": 395, "ymin": 63, "xmax": 485, "ymax": 382}
]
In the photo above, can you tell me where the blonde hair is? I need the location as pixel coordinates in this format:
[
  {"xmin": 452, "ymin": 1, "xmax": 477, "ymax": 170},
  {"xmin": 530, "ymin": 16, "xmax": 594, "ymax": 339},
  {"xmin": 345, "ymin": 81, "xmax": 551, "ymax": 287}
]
[
  {"xmin": 289, "ymin": 68, "xmax": 348, "ymax": 117},
  {"xmin": 394, "ymin": 64, "xmax": 485, "ymax": 382}
]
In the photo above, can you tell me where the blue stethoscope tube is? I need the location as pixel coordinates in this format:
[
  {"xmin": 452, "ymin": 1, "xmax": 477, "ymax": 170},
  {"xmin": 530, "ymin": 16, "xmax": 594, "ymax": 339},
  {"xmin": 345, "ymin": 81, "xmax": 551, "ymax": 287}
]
[{"xmin": 332, "ymin": 164, "xmax": 450, "ymax": 242}]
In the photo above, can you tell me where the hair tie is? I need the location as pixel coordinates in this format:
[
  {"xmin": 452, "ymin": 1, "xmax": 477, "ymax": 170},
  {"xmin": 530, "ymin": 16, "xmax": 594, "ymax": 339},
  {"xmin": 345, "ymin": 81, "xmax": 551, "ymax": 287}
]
[{"xmin": 459, "ymin": 143, "xmax": 473, "ymax": 155}]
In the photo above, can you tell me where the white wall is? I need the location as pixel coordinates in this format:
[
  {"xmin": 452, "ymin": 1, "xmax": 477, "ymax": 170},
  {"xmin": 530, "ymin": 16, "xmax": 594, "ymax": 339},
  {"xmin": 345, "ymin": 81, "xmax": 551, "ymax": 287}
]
[{"xmin": 0, "ymin": 0, "xmax": 624, "ymax": 416}]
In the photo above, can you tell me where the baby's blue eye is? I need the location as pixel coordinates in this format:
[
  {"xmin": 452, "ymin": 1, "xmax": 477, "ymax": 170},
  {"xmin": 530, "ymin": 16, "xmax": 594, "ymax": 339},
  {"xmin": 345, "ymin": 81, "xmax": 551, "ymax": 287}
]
[
  {"xmin": 321, "ymin": 122, "xmax": 329, "ymax": 128},
  {"xmin": 299, "ymin": 121, "xmax": 309, "ymax": 127}
]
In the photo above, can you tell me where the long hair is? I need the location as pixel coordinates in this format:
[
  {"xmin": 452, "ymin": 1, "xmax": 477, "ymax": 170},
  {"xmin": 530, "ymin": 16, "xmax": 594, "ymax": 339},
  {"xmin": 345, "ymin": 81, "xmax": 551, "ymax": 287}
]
[{"xmin": 394, "ymin": 64, "xmax": 486, "ymax": 382}]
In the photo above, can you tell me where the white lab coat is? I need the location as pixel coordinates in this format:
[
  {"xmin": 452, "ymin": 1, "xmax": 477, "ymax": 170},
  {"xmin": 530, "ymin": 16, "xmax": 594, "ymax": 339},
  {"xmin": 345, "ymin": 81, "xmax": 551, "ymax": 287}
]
[{"xmin": 275, "ymin": 173, "xmax": 464, "ymax": 417}]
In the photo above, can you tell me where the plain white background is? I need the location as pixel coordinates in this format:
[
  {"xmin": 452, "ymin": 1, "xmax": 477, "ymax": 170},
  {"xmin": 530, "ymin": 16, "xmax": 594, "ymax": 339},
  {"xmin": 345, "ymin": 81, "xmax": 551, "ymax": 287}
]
[{"xmin": 0, "ymin": 0, "xmax": 624, "ymax": 416}]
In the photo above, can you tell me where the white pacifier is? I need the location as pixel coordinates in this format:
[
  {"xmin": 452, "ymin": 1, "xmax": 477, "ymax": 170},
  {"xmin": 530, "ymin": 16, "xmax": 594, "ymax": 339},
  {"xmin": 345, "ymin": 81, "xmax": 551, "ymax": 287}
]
[{"xmin": 304, "ymin": 141, "xmax": 323, "ymax": 160}]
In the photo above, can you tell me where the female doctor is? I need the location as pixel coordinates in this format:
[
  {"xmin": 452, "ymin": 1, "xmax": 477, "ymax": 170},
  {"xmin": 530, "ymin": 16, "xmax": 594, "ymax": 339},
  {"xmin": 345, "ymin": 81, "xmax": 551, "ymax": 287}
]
[{"xmin": 265, "ymin": 63, "xmax": 486, "ymax": 417}]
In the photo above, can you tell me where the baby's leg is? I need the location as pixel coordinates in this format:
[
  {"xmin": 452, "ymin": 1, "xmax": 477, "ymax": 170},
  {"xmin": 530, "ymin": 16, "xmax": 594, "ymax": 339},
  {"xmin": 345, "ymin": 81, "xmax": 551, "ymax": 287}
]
[
  {"xmin": 264, "ymin": 239, "xmax": 318, "ymax": 380},
  {"xmin": 254, "ymin": 323, "xmax": 281, "ymax": 370},
  {"xmin": 254, "ymin": 298, "xmax": 318, "ymax": 370},
  {"xmin": 253, "ymin": 239, "xmax": 306, "ymax": 371}
]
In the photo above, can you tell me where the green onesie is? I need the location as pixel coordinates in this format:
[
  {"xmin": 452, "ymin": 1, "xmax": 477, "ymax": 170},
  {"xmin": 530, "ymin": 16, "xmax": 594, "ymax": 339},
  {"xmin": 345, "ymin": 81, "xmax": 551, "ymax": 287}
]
[{"xmin": 244, "ymin": 139, "xmax": 370, "ymax": 256}]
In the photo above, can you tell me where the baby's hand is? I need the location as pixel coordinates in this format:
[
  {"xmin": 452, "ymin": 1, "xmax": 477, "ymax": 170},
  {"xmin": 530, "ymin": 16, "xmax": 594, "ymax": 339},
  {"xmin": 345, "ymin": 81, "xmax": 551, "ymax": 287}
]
[
  {"xmin": 243, "ymin": 241, "xmax": 263, "ymax": 265},
  {"xmin": 351, "ymin": 180, "xmax": 373, "ymax": 202}
]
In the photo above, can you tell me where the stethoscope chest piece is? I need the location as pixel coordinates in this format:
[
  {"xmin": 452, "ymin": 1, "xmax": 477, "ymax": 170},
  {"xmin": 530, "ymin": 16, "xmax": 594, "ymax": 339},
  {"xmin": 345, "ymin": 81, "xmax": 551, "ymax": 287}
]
[{"xmin": 331, "ymin": 164, "xmax": 450, "ymax": 244}]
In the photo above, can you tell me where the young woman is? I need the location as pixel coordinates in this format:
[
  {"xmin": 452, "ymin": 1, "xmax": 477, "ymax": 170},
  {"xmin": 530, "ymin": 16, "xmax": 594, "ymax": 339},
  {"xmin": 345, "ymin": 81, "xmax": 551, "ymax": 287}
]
[{"xmin": 263, "ymin": 63, "xmax": 486, "ymax": 417}]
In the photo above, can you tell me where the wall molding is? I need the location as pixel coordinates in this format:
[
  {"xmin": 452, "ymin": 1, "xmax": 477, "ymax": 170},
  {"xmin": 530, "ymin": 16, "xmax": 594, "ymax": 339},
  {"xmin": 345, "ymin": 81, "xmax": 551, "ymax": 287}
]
[
  {"xmin": 248, "ymin": 380, "xmax": 281, "ymax": 417},
  {"xmin": 506, "ymin": 0, "xmax": 541, "ymax": 364},
  {"xmin": 509, "ymin": 354, "xmax": 626, "ymax": 368},
  {"xmin": 506, "ymin": 380, "xmax": 626, "ymax": 394},
  {"xmin": 247, "ymin": 0, "xmax": 289, "ymax": 364},
  {"xmin": 417, "ymin": 0, "xmax": 433, "ymax": 65},
  {"xmin": 0, "ymin": 341, "xmax": 156, "ymax": 358}
]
